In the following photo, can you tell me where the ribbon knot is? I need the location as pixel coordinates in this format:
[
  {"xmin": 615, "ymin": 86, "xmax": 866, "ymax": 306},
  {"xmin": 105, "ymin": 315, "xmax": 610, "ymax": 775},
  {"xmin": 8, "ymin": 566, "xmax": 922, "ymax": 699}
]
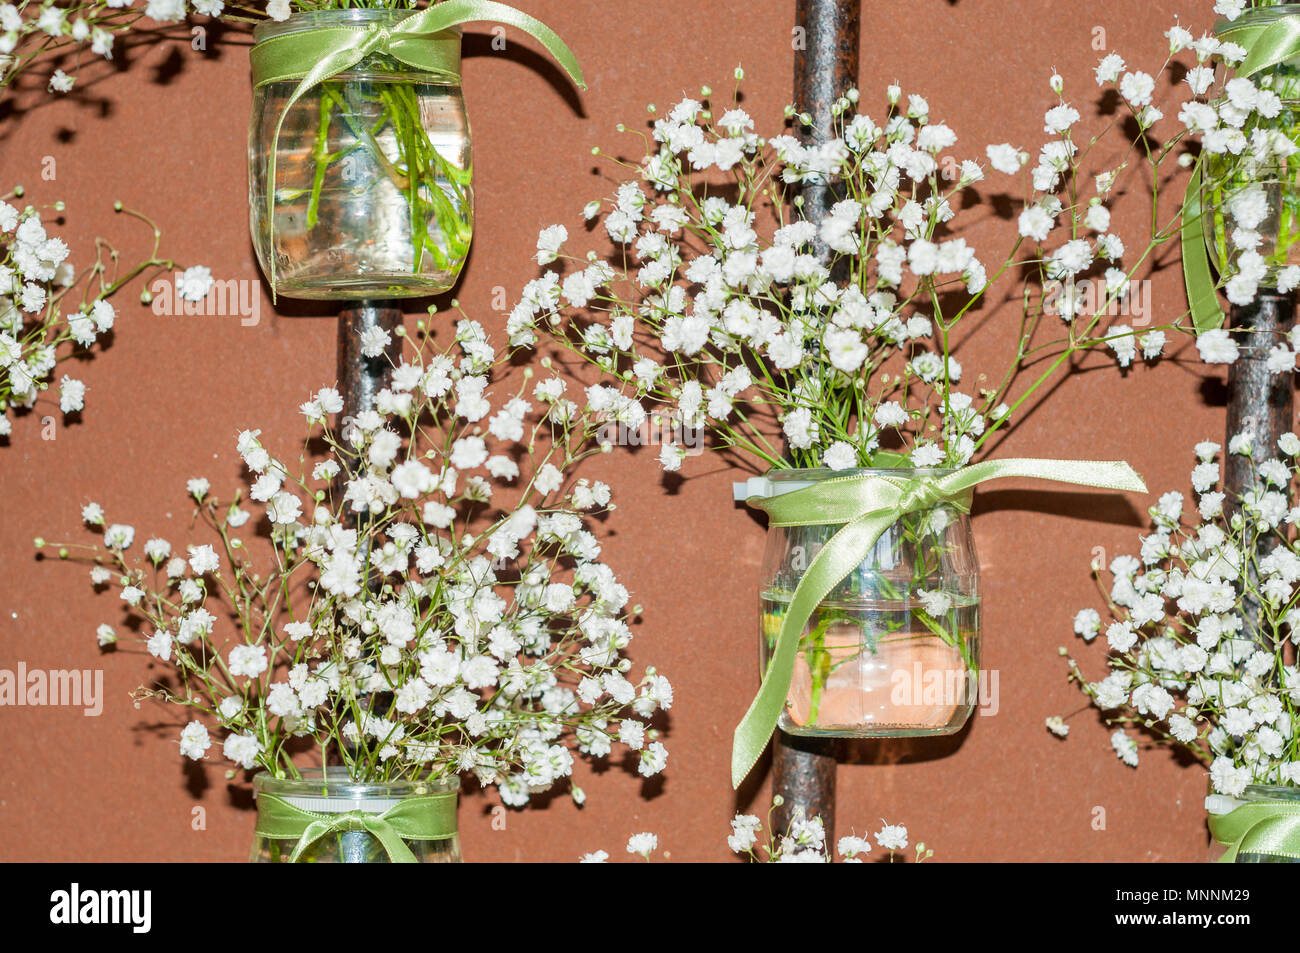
[
  {"xmin": 359, "ymin": 23, "xmax": 391, "ymax": 57},
  {"xmin": 896, "ymin": 478, "xmax": 944, "ymax": 515},
  {"xmin": 335, "ymin": 810, "xmax": 373, "ymax": 833},
  {"xmin": 254, "ymin": 789, "xmax": 458, "ymax": 863},
  {"xmin": 730, "ymin": 457, "xmax": 1147, "ymax": 787}
]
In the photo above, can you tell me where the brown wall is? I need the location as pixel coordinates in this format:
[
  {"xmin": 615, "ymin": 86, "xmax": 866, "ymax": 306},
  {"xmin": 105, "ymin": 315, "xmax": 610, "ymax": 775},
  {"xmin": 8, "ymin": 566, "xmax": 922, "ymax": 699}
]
[{"xmin": 0, "ymin": 0, "xmax": 1223, "ymax": 861}]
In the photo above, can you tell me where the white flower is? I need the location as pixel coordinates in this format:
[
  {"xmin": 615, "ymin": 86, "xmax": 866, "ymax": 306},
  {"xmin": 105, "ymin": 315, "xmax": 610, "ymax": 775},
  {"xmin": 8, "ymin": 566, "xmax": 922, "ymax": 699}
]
[
  {"xmin": 1118, "ymin": 71, "xmax": 1155, "ymax": 107},
  {"xmin": 1196, "ymin": 329, "xmax": 1239, "ymax": 365},
  {"xmin": 266, "ymin": 491, "xmax": 302, "ymax": 525},
  {"xmin": 822, "ymin": 441, "xmax": 857, "ymax": 470},
  {"xmin": 177, "ymin": 266, "xmax": 213, "ymax": 302},
  {"xmin": 179, "ymin": 721, "xmax": 211, "ymax": 760},
  {"xmin": 626, "ymin": 832, "xmax": 658, "ymax": 859},
  {"xmin": 391, "ymin": 460, "xmax": 434, "ymax": 498},
  {"xmin": 228, "ymin": 644, "xmax": 268, "ymax": 679},
  {"xmin": 1094, "ymin": 53, "xmax": 1125, "ymax": 85},
  {"xmin": 986, "ymin": 143, "xmax": 1024, "ymax": 174},
  {"xmin": 918, "ymin": 589, "xmax": 952, "ymax": 616},
  {"xmin": 618, "ymin": 720, "xmax": 645, "ymax": 750},
  {"xmin": 188, "ymin": 544, "xmax": 220, "ymax": 575},
  {"xmin": 728, "ymin": 814, "xmax": 761, "ymax": 853},
  {"xmin": 535, "ymin": 224, "xmax": 567, "ymax": 265},
  {"xmin": 1209, "ymin": 755, "xmax": 1250, "ymax": 797},
  {"xmin": 223, "ymin": 733, "xmax": 262, "ymax": 770},
  {"xmin": 146, "ymin": 630, "xmax": 172, "ymax": 660},
  {"xmin": 360, "ymin": 325, "xmax": 391, "ymax": 359},
  {"xmin": 1073, "ymin": 608, "xmax": 1101, "ymax": 641},
  {"xmin": 1110, "ymin": 729, "xmax": 1139, "ymax": 767},
  {"xmin": 638, "ymin": 740, "xmax": 668, "ymax": 777},
  {"xmin": 1043, "ymin": 104, "xmax": 1080, "ymax": 134},
  {"xmin": 1018, "ymin": 206, "xmax": 1053, "ymax": 241},
  {"xmin": 874, "ymin": 823, "xmax": 908, "ymax": 851},
  {"xmin": 535, "ymin": 462, "xmax": 564, "ymax": 494}
]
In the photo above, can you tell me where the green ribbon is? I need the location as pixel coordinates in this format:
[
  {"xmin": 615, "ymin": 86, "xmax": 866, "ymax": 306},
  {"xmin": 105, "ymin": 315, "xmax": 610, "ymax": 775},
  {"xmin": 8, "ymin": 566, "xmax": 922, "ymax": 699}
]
[
  {"xmin": 1209, "ymin": 799, "xmax": 1300, "ymax": 862},
  {"xmin": 731, "ymin": 458, "xmax": 1148, "ymax": 788},
  {"xmin": 1181, "ymin": 12, "xmax": 1300, "ymax": 332},
  {"xmin": 250, "ymin": 0, "xmax": 586, "ymax": 294},
  {"xmin": 1182, "ymin": 159, "xmax": 1225, "ymax": 333},
  {"xmin": 254, "ymin": 791, "xmax": 458, "ymax": 863}
]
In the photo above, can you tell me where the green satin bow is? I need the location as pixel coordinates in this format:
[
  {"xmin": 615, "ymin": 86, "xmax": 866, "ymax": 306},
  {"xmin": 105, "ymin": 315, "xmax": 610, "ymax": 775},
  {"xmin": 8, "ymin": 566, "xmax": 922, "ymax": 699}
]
[
  {"xmin": 731, "ymin": 457, "xmax": 1148, "ymax": 788},
  {"xmin": 1182, "ymin": 12, "xmax": 1300, "ymax": 332},
  {"xmin": 250, "ymin": 0, "xmax": 586, "ymax": 294},
  {"xmin": 254, "ymin": 791, "xmax": 458, "ymax": 863},
  {"xmin": 1209, "ymin": 798, "xmax": 1300, "ymax": 862}
]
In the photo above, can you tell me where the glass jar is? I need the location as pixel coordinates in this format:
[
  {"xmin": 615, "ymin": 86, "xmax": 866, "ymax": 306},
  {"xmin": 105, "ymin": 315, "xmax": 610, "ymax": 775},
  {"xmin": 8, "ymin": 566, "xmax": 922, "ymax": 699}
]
[
  {"xmin": 248, "ymin": 10, "xmax": 473, "ymax": 300},
  {"xmin": 1208, "ymin": 783, "xmax": 1300, "ymax": 863},
  {"xmin": 757, "ymin": 468, "xmax": 981, "ymax": 737},
  {"xmin": 1202, "ymin": 5, "xmax": 1300, "ymax": 282},
  {"xmin": 251, "ymin": 768, "xmax": 462, "ymax": 863}
]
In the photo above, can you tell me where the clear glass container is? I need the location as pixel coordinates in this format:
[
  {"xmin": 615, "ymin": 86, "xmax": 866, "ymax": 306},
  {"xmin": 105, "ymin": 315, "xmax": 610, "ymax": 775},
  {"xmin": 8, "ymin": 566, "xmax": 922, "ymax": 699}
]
[
  {"xmin": 251, "ymin": 768, "xmax": 462, "ymax": 863},
  {"xmin": 248, "ymin": 10, "xmax": 473, "ymax": 299},
  {"xmin": 1203, "ymin": 5, "xmax": 1300, "ymax": 282},
  {"xmin": 758, "ymin": 468, "xmax": 981, "ymax": 737}
]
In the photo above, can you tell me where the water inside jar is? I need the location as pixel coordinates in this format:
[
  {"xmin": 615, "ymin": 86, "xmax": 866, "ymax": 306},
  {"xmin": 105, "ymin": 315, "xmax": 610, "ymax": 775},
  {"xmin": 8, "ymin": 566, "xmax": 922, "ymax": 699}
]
[
  {"xmin": 251, "ymin": 76, "xmax": 473, "ymax": 299},
  {"xmin": 761, "ymin": 591, "xmax": 980, "ymax": 736}
]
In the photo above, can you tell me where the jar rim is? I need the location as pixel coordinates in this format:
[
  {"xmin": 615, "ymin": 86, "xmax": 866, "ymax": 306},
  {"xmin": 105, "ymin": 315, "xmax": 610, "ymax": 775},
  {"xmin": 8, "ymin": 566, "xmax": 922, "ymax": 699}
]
[
  {"xmin": 1244, "ymin": 782, "xmax": 1300, "ymax": 801},
  {"xmin": 252, "ymin": 766, "xmax": 460, "ymax": 798},
  {"xmin": 1217, "ymin": 5, "xmax": 1300, "ymax": 32},
  {"xmin": 763, "ymin": 466, "xmax": 958, "ymax": 480},
  {"xmin": 253, "ymin": 9, "xmax": 462, "ymax": 43}
]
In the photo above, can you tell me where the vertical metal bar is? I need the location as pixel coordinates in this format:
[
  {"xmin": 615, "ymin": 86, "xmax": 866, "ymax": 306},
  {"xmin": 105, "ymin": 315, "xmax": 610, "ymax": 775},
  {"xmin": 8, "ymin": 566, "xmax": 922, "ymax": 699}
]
[
  {"xmin": 335, "ymin": 299, "xmax": 403, "ymax": 862},
  {"xmin": 792, "ymin": 0, "xmax": 861, "ymax": 258},
  {"xmin": 337, "ymin": 300, "xmax": 404, "ymax": 424},
  {"xmin": 1225, "ymin": 293, "xmax": 1295, "ymax": 654},
  {"xmin": 770, "ymin": 0, "xmax": 860, "ymax": 842}
]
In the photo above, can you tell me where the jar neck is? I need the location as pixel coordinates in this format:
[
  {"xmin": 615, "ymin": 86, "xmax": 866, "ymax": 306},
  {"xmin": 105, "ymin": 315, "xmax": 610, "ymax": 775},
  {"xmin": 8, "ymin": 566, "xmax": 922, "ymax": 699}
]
[
  {"xmin": 253, "ymin": 767, "xmax": 459, "ymax": 803},
  {"xmin": 761, "ymin": 466, "xmax": 964, "ymax": 501},
  {"xmin": 253, "ymin": 9, "xmax": 461, "ymax": 43},
  {"xmin": 765, "ymin": 467, "xmax": 958, "ymax": 479},
  {"xmin": 1217, "ymin": 4, "xmax": 1300, "ymax": 34},
  {"xmin": 1244, "ymin": 782, "xmax": 1300, "ymax": 802}
]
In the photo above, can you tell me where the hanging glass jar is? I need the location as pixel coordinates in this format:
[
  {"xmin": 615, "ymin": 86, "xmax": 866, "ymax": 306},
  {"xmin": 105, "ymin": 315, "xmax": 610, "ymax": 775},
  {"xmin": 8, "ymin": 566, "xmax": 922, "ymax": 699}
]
[
  {"xmin": 1201, "ymin": 4, "xmax": 1300, "ymax": 285},
  {"xmin": 247, "ymin": 5, "xmax": 585, "ymax": 300},
  {"xmin": 755, "ymin": 468, "xmax": 981, "ymax": 737},
  {"xmin": 249, "ymin": 10, "xmax": 472, "ymax": 300},
  {"xmin": 250, "ymin": 768, "xmax": 461, "ymax": 863}
]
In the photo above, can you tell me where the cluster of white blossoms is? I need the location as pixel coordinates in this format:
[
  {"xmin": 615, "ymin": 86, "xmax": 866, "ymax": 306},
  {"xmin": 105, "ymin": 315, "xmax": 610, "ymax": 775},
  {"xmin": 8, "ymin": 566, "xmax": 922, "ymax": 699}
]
[
  {"xmin": 1066, "ymin": 439, "xmax": 1300, "ymax": 797},
  {"xmin": 1171, "ymin": 13, "xmax": 1300, "ymax": 322},
  {"xmin": 0, "ymin": 198, "xmax": 188, "ymax": 439},
  {"xmin": 0, "ymin": 0, "xmax": 223, "ymax": 93},
  {"xmin": 58, "ymin": 321, "xmax": 670, "ymax": 805},
  {"xmin": 582, "ymin": 807, "xmax": 926, "ymax": 863},
  {"xmin": 514, "ymin": 53, "xmax": 1206, "ymax": 473},
  {"xmin": 1190, "ymin": 0, "xmax": 1300, "ymax": 310},
  {"xmin": 0, "ymin": 202, "xmax": 84, "ymax": 431}
]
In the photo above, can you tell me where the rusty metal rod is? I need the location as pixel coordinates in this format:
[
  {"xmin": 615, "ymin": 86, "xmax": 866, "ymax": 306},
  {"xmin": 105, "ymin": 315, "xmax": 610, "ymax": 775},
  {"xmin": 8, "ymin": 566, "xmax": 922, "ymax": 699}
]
[
  {"xmin": 337, "ymin": 301, "xmax": 404, "ymax": 424},
  {"xmin": 1225, "ymin": 292, "xmax": 1295, "ymax": 655},
  {"xmin": 770, "ymin": 0, "xmax": 861, "ymax": 842},
  {"xmin": 334, "ymin": 300, "xmax": 403, "ymax": 860}
]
